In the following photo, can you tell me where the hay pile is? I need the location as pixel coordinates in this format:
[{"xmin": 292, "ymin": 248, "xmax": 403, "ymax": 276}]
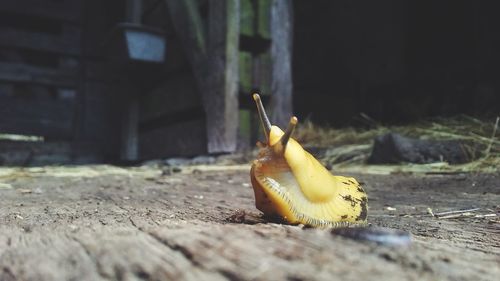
[{"xmin": 294, "ymin": 115, "xmax": 499, "ymax": 174}]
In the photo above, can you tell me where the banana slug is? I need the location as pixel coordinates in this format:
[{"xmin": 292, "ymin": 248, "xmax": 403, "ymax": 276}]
[{"xmin": 250, "ymin": 94, "xmax": 368, "ymax": 227}]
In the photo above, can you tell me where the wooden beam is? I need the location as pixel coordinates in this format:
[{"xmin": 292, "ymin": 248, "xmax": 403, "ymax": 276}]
[
  {"xmin": 0, "ymin": 62, "xmax": 77, "ymax": 87},
  {"xmin": 269, "ymin": 0, "xmax": 293, "ymax": 127},
  {"xmin": 164, "ymin": 0, "xmax": 208, "ymax": 86},
  {"xmin": 139, "ymin": 119, "xmax": 207, "ymax": 159},
  {"xmin": 204, "ymin": 0, "xmax": 240, "ymax": 153},
  {"xmin": 77, "ymin": 82, "xmax": 122, "ymax": 153},
  {"xmin": 164, "ymin": 0, "xmax": 240, "ymax": 153},
  {"xmin": 0, "ymin": 0, "xmax": 82, "ymax": 23},
  {"xmin": 240, "ymin": 0, "xmax": 255, "ymax": 37},
  {"xmin": 126, "ymin": 0, "xmax": 143, "ymax": 24},
  {"xmin": 0, "ymin": 96, "xmax": 74, "ymax": 139},
  {"xmin": 0, "ymin": 27, "xmax": 81, "ymax": 55},
  {"xmin": 0, "ymin": 140, "xmax": 73, "ymax": 166},
  {"xmin": 119, "ymin": 0, "xmax": 143, "ymax": 162},
  {"xmin": 120, "ymin": 97, "xmax": 139, "ymax": 161},
  {"xmin": 139, "ymin": 73, "xmax": 201, "ymax": 123}
]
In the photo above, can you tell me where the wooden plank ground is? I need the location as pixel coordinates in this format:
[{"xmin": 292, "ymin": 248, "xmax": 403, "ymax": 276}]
[{"xmin": 0, "ymin": 165, "xmax": 498, "ymax": 280}]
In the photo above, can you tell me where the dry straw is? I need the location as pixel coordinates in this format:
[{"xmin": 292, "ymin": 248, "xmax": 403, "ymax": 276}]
[{"xmin": 294, "ymin": 115, "xmax": 500, "ymax": 174}]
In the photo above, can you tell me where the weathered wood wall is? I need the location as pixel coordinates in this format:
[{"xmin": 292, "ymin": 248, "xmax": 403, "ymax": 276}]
[
  {"xmin": 238, "ymin": 0, "xmax": 293, "ymax": 148},
  {"xmin": 138, "ymin": 0, "xmax": 208, "ymax": 159},
  {"xmin": 0, "ymin": 0, "xmax": 85, "ymax": 164},
  {"xmin": 0, "ymin": 0, "xmax": 201, "ymax": 163},
  {"xmin": 0, "ymin": 0, "xmax": 81, "ymax": 140},
  {"xmin": 164, "ymin": 0, "xmax": 241, "ymax": 154},
  {"xmin": 0, "ymin": 0, "xmax": 294, "ymax": 164}
]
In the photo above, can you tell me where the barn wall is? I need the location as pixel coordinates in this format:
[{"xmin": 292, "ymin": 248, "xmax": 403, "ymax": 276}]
[
  {"xmin": 0, "ymin": 0, "xmax": 210, "ymax": 165},
  {"xmin": 0, "ymin": 0, "xmax": 84, "ymax": 165},
  {"xmin": 138, "ymin": 0, "xmax": 207, "ymax": 159}
]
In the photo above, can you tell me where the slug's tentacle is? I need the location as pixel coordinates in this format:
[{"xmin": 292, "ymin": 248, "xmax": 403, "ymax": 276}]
[
  {"xmin": 274, "ymin": 116, "xmax": 298, "ymax": 155},
  {"xmin": 253, "ymin": 93, "xmax": 272, "ymax": 141},
  {"xmin": 281, "ymin": 116, "xmax": 298, "ymax": 148}
]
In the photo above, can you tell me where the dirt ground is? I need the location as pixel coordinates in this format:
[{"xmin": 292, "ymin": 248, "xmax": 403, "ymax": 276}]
[{"xmin": 0, "ymin": 164, "xmax": 499, "ymax": 281}]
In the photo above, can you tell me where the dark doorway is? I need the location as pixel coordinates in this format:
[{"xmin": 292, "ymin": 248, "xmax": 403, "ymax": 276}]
[{"xmin": 292, "ymin": 0, "xmax": 499, "ymax": 126}]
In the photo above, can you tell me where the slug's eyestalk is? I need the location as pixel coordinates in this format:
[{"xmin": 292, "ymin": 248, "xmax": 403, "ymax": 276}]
[
  {"xmin": 281, "ymin": 116, "xmax": 298, "ymax": 148},
  {"xmin": 253, "ymin": 93, "xmax": 272, "ymax": 141},
  {"xmin": 274, "ymin": 116, "xmax": 298, "ymax": 155}
]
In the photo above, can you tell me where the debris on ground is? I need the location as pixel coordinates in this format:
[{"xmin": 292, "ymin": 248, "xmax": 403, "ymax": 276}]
[
  {"xmin": 367, "ymin": 133, "xmax": 473, "ymax": 164},
  {"xmin": 293, "ymin": 115, "xmax": 499, "ymax": 174}
]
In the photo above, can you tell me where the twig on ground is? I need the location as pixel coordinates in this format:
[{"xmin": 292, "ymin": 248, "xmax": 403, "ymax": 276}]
[
  {"xmin": 438, "ymin": 212, "xmax": 476, "ymax": 219},
  {"xmin": 434, "ymin": 208, "xmax": 480, "ymax": 217}
]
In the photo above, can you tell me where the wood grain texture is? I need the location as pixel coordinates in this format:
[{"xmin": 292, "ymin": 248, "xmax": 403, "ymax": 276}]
[
  {"xmin": 0, "ymin": 0, "xmax": 82, "ymax": 23},
  {"xmin": 165, "ymin": 0, "xmax": 240, "ymax": 154},
  {"xmin": 269, "ymin": 0, "xmax": 293, "ymax": 128},
  {"xmin": 139, "ymin": 118, "xmax": 207, "ymax": 159},
  {"xmin": 204, "ymin": 0, "xmax": 240, "ymax": 153},
  {"xmin": 0, "ymin": 96, "xmax": 74, "ymax": 139},
  {"xmin": 0, "ymin": 62, "xmax": 77, "ymax": 87},
  {"xmin": 0, "ymin": 169, "xmax": 498, "ymax": 281},
  {"xmin": 0, "ymin": 27, "xmax": 81, "ymax": 55}
]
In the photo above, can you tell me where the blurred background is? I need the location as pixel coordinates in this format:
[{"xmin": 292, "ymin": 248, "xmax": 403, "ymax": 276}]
[{"xmin": 0, "ymin": 0, "xmax": 498, "ymax": 166}]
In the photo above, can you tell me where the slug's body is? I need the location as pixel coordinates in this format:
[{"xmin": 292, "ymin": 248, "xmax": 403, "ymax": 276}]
[{"xmin": 250, "ymin": 94, "xmax": 368, "ymax": 227}]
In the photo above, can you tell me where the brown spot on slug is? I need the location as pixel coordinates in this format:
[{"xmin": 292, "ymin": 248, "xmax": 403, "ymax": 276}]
[
  {"xmin": 342, "ymin": 195, "xmax": 352, "ymax": 201},
  {"xmin": 342, "ymin": 195, "xmax": 357, "ymax": 207},
  {"xmin": 357, "ymin": 200, "xmax": 368, "ymax": 221}
]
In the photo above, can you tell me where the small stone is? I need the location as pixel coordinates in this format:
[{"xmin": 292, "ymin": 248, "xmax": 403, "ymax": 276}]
[
  {"xmin": 191, "ymin": 156, "xmax": 215, "ymax": 165},
  {"xmin": 164, "ymin": 158, "xmax": 190, "ymax": 166}
]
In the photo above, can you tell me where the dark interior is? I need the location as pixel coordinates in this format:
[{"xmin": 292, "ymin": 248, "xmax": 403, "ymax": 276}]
[{"xmin": 293, "ymin": 0, "xmax": 500, "ymax": 126}]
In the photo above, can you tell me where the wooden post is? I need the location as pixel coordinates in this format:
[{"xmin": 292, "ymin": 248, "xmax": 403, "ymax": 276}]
[
  {"xmin": 126, "ymin": 0, "xmax": 142, "ymax": 23},
  {"xmin": 165, "ymin": 0, "xmax": 240, "ymax": 154},
  {"xmin": 120, "ymin": 0, "xmax": 142, "ymax": 161},
  {"xmin": 205, "ymin": 0, "xmax": 240, "ymax": 153},
  {"xmin": 120, "ymin": 96, "xmax": 139, "ymax": 161},
  {"xmin": 269, "ymin": 0, "xmax": 293, "ymax": 127}
]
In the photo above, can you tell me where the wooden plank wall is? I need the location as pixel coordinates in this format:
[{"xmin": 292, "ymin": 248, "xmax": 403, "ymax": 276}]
[
  {"xmin": 0, "ymin": 0, "xmax": 291, "ymax": 163},
  {"xmin": 0, "ymin": 0, "xmax": 82, "ymax": 140},
  {"xmin": 138, "ymin": 0, "xmax": 207, "ymax": 159},
  {"xmin": 0, "ymin": 0, "xmax": 86, "ymax": 165},
  {"xmin": 77, "ymin": 0, "xmax": 127, "ymax": 162},
  {"xmin": 238, "ymin": 0, "xmax": 272, "ymax": 149},
  {"xmin": 0, "ymin": 0, "xmax": 129, "ymax": 164}
]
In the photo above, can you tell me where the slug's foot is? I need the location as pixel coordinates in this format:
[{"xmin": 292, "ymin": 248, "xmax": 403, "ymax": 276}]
[
  {"xmin": 261, "ymin": 214, "xmax": 293, "ymax": 225},
  {"xmin": 226, "ymin": 210, "xmax": 267, "ymax": 225}
]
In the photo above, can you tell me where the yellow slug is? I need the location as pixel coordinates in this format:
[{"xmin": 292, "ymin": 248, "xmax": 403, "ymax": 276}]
[{"xmin": 250, "ymin": 94, "xmax": 368, "ymax": 227}]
